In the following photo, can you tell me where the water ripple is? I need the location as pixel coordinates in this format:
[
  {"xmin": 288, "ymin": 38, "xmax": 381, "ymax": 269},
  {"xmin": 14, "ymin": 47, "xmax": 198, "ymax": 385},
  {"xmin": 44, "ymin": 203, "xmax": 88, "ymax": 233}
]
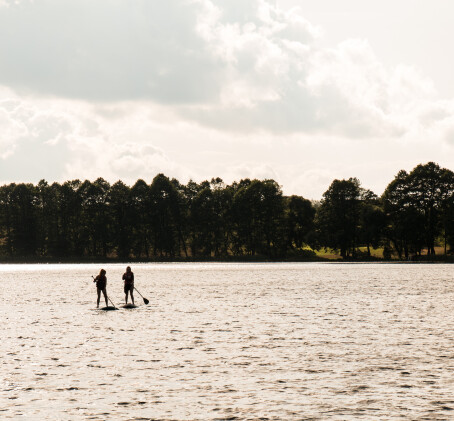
[{"xmin": 1, "ymin": 263, "xmax": 454, "ymax": 419}]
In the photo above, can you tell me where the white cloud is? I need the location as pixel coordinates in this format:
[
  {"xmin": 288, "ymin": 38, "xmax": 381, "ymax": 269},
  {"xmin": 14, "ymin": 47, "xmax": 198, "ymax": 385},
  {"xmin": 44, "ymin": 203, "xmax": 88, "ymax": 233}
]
[
  {"xmin": 0, "ymin": 0, "xmax": 453, "ymax": 197},
  {"xmin": 0, "ymin": 105, "xmax": 27, "ymax": 159},
  {"xmin": 65, "ymin": 137, "xmax": 179, "ymax": 185},
  {"xmin": 0, "ymin": 0, "xmax": 451, "ymax": 139},
  {"xmin": 0, "ymin": 0, "xmax": 224, "ymax": 103}
]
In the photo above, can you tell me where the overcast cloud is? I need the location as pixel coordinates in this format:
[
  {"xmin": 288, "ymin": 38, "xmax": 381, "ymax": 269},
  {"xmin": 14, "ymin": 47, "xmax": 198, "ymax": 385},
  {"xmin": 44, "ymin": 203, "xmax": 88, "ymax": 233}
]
[{"xmin": 0, "ymin": 0, "xmax": 453, "ymax": 198}]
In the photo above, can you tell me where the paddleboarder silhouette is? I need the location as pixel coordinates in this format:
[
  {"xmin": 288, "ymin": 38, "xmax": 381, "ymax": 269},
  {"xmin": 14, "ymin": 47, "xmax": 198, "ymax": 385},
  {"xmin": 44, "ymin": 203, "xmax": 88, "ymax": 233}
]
[
  {"xmin": 122, "ymin": 266, "xmax": 135, "ymax": 306},
  {"xmin": 93, "ymin": 269, "xmax": 108, "ymax": 308}
]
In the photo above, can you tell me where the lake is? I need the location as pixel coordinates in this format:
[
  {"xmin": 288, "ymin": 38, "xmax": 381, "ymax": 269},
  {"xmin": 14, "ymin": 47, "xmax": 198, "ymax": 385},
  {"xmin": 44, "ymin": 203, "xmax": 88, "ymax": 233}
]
[{"xmin": 1, "ymin": 263, "xmax": 454, "ymax": 420}]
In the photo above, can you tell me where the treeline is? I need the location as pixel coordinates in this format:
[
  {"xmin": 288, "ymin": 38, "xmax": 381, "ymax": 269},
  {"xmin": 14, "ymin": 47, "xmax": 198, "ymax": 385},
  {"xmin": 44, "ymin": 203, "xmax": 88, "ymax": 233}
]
[{"xmin": 0, "ymin": 162, "xmax": 453, "ymax": 261}]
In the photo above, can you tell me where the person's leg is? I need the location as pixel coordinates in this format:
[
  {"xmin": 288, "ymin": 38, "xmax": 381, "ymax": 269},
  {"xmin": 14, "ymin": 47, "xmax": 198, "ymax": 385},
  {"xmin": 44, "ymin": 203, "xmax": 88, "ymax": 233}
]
[
  {"xmin": 125, "ymin": 285, "xmax": 128, "ymax": 304},
  {"xmin": 97, "ymin": 288, "xmax": 101, "ymax": 308},
  {"xmin": 103, "ymin": 289, "xmax": 108, "ymax": 307},
  {"xmin": 130, "ymin": 288, "xmax": 135, "ymax": 305}
]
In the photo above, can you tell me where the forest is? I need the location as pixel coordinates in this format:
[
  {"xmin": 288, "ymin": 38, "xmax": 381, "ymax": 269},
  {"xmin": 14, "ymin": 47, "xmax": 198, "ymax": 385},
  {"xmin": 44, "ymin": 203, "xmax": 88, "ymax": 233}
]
[{"xmin": 0, "ymin": 161, "xmax": 453, "ymax": 262}]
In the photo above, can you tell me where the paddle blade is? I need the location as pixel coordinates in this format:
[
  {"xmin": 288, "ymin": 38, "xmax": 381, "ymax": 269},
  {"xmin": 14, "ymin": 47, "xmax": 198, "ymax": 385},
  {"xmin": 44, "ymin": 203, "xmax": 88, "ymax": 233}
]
[{"xmin": 143, "ymin": 297, "xmax": 149, "ymax": 305}]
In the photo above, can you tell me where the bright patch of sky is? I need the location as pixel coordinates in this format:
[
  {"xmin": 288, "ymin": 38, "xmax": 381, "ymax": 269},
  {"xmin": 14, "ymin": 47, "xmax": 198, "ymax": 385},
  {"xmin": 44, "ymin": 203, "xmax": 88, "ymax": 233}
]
[{"xmin": 0, "ymin": 0, "xmax": 453, "ymax": 199}]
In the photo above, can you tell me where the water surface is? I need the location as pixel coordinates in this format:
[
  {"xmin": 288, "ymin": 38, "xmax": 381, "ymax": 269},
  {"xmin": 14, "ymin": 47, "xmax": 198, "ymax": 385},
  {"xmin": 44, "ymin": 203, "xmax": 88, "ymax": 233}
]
[{"xmin": 1, "ymin": 263, "xmax": 454, "ymax": 419}]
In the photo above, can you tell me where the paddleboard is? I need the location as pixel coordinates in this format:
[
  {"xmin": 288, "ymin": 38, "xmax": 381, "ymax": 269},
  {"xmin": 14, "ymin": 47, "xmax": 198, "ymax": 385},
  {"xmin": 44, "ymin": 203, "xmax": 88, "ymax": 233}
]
[
  {"xmin": 122, "ymin": 304, "xmax": 137, "ymax": 309},
  {"xmin": 100, "ymin": 306, "xmax": 118, "ymax": 311}
]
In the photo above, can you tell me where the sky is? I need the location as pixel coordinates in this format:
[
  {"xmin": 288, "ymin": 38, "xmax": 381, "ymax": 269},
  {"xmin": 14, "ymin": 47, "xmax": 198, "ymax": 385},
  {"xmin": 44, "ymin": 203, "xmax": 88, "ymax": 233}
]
[{"xmin": 1, "ymin": 0, "xmax": 454, "ymax": 199}]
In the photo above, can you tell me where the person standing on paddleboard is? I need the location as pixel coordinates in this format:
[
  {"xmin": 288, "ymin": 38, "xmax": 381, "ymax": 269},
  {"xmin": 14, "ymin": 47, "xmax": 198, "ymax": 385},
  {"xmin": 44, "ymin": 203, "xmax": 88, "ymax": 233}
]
[
  {"xmin": 94, "ymin": 269, "xmax": 108, "ymax": 308},
  {"xmin": 122, "ymin": 266, "xmax": 135, "ymax": 305}
]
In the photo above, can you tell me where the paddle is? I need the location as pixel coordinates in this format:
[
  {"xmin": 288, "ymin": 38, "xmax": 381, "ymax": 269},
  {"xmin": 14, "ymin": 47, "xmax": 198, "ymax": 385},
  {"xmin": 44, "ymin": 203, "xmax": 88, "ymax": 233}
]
[
  {"xmin": 92, "ymin": 275, "xmax": 118, "ymax": 309},
  {"xmin": 134, "ymin": 287, "xmax": 149, "ymax": 305},
  {"xmin": 106, "ymin": 295, "xmax": 118, "ymax": 310}
]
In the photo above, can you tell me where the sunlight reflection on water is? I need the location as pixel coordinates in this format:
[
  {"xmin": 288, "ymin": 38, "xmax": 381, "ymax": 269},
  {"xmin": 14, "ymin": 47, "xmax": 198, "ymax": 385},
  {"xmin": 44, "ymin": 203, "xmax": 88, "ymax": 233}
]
[{"xmin": 1, "ymin": 263, "xmax": 454, "ymax": 419}]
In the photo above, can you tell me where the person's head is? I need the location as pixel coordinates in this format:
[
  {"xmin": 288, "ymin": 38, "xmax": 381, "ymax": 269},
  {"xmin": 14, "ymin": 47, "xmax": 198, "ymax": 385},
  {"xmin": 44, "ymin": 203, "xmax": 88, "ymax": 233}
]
[
  {"xmin": 126, "ymin": 266, "xmax": 131, "ymax": 273},
  {"xmin": 100, "ymin": 269, "xmax": 106, "ymax": 276}
]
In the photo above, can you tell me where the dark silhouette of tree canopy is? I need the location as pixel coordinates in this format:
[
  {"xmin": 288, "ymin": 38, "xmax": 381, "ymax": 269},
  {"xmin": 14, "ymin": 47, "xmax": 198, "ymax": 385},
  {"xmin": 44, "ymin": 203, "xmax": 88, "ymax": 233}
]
[
  {"xmin": 0, "ymin": 161, "xmax": 453, "ymax": 261},
  {"xmin": 382, "ymin": 162, "xmax": 454, "ymax": 258},
  {"xmin": 8, "ymin": 183, "xmax": 37, "ymax": 256},
  {"xmin": 109, "ymin": 180, "xmax": 133, "ymax": 260},
  {"xmin": 232, "ymin": 179, "xmax": 286, "ymax": 258},
  {"xmin": 316, "ymin": 178, "xmax": 362, "ymax": 258},
  {"xmin": 358, "ymin": 190, "xmax": 386, "ymax": 257},
  {"xmin": 285, "ymin": 195, "xmax": 316, "ymax": 250},
  {"xmin": 130, "ymin": 179, "xmax": 152, "ymax": 258}
]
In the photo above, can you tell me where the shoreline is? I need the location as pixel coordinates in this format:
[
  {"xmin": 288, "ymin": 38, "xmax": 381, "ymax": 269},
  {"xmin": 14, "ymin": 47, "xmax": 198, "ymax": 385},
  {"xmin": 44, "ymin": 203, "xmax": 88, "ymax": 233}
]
[{"xmin": 0, "ymin": 256, "xmax": 452, "ymax": 264}]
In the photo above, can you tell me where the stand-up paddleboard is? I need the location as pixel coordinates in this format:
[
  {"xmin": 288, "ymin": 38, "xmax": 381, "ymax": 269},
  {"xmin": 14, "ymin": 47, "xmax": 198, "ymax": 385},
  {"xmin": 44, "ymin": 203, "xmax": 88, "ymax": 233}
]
[
  {"xmin": 100, "ymin": 306, "xmax": 118, "ymax": 311},
  {"xmin": 122, "ymin": 303, "xmax": 137, "ymax": 309}
]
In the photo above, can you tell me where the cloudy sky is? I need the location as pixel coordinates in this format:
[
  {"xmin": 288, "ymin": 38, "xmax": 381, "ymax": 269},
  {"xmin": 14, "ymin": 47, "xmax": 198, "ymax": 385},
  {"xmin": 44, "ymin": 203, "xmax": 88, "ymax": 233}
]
[{"xmin": 1, "ymin": 0, "xmax": 454, "ymax": 198}]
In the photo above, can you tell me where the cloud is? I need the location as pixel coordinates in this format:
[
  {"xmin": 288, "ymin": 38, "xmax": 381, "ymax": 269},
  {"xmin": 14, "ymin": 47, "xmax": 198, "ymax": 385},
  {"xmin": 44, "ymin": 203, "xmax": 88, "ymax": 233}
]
[
  {"xmin": 0, "ymin": 101, "xmax": 27, "ymax": 159},
  {"xmin": 0, "ymin": 0, "xmax": 454, "ymax": 198},
  {"xmin": 184, "ymin": 1, "xmax": 454, "ymax": 139},
  {"xmin": 0, "ymin": 0, "xmax": 452, "ymax": 140},
  {"xmin": 66, "ymin": 138, "xmax": 179, "ymax": 184},
  {"xmin": 0, "ymin": 83, "xmax": 453, "ymax": 198},
  {"xmin": 0, "ymin": 89, "xmax": 82, "ymax": 180},
  {"xmin": 0, "ymin": 0, "xmax": 224, "ymax": 103}
]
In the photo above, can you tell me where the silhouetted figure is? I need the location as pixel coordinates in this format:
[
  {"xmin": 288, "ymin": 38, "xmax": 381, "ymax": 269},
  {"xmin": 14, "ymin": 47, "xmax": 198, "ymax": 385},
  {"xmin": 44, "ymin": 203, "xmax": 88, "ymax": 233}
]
[
  {"xmin": 122, "ymin": 266, "xmax": 134, "ymax": 305},
  {"xmin": 94, "ymin": 269, "xmax": 108, "ymax": 308}
]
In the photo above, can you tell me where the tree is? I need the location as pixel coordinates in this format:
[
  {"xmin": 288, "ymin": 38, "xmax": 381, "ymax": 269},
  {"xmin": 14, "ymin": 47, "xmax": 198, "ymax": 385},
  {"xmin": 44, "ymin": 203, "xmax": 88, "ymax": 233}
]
[
  {"xmin": 0, "ymin": 183, "xmax": 16, "ymax": 256},
  {"xmin": 382, "ymin": 170, "xmax": 423, "ymax": 259},
  {"xmin": 383, "ymin": 163, "xmax": 454, "ymax": 258},
  {"xmin": 438, "ymin": 167, "xmax": 454, "ymax": 253},
  {"xmin": 358, "ymin": 190, "xmax": 386, "ymax": 257},
  {"xmin": 78, "ymin": 178, "xmax": 111, "ymax": 258},
  {"xmin": 130, "ymin": 179, "xmax": 152, "ymax": 258},
  {"xmin": 170, "ymin": 177, "xmax": 190, "ymax": 258},
  {"xmin": 232, "ymin": 179, "xmax": 285, "ymax": 258},
  {"xmin": 108, "ymin": 181, "xmax": 133, "ymax": 260},
  {"xmin": 407, "ymin": 162, "xmax": 446, "ymax": 255},
  {"xmin": 149, "ymin": 174, "xmax": 182, "ymax": 258},
  {"xmin": 285, "ymin": 195, "xmax": 316, "ymax": 250},
  {"xmin": 8, "ymin": 183, "xmax": 38, "ymax": 256},
  {"xmin": 189, "ymin": 178, "xmax": 233, "ymax": 257},
  {"xmin": 58, "ymin": 180, "xmax": 83, "ymax": 257},
  {"xmin": 190, "ymin": 186, "xmax": 216, "ymax": 257},
  {"xmin": 316, "ymin": 178, "xmax": 362, "ymax": 258}
]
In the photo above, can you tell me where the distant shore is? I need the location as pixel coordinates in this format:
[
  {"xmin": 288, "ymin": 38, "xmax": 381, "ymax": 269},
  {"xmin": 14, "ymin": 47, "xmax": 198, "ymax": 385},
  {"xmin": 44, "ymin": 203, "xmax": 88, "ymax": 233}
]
[{"xmin": 0, "ymin": 255, "xmax": 453, "ymax": 264}]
